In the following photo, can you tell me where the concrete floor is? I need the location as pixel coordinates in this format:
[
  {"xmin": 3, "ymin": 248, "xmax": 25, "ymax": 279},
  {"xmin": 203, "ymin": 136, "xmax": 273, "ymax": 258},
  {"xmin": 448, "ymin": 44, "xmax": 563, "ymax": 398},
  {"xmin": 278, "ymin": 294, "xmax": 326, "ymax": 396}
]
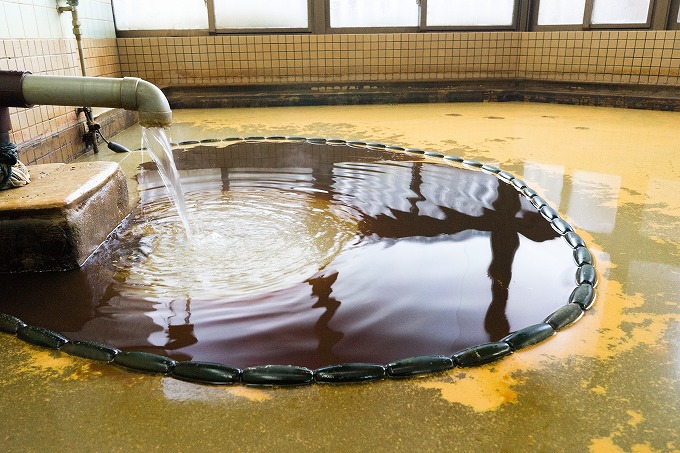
[{"xmin": 1, "ymin": 102, "xmax": 679, "ymax": 452}]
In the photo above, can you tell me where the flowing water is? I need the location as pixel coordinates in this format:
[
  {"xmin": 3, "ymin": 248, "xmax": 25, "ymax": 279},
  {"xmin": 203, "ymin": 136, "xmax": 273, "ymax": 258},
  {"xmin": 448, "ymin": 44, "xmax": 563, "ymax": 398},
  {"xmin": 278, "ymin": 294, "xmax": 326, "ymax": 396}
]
[
  {"xmin": 0, "ymin": 141, "xmax": 576, "ymax": 369},
  {"xmin": 141, "ymin": 127, "xmax": 192, "ymax": 238}
]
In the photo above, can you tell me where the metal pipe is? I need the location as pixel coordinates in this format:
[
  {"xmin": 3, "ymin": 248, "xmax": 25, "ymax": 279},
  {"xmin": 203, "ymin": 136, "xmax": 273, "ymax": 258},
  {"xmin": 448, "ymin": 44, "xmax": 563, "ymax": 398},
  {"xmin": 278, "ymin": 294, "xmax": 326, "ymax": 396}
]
[
  {"xmin": 0, "ymin": 71, "xmax": 172, "ymax": 128},
  {"xmin": 58, "ymin": 0, "xmax": 100, "ymax": 152},
  {"xmin": 0, "ymin": 71, "xmax": 25, "ymax": 143},
  {"xmin": 0, "ymin": 107, "xmax": 12, "ymax": 138}
]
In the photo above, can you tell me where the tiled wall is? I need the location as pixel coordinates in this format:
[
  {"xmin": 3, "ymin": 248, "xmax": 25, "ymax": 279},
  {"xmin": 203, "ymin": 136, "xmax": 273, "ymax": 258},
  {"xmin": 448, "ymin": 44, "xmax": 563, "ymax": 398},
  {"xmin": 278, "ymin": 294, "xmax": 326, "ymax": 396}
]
[
  {"xmin": 0, "ymin": 0, "xmax": 116, "ymax": 39},
  {"xmin": 0, "ymin": 0, "xmax": 121, "ymax": 164},
  {"xmin": 2, "ymin": 26, "xmax": 679, "ymax": 165},
  {"xmin": 520, "ymin": 31, "xmax": 680, "ymax": 85},
  {"xmin": 1, "ymin": 38, "xmax": 124, "ymax": 164},
  {"xmin": 117, "ymin": 33, "xmax": 519, "ymax": 86},
  {"xmin": 116, "ymin": 30, "xmax": 680, "ymax": 88}
]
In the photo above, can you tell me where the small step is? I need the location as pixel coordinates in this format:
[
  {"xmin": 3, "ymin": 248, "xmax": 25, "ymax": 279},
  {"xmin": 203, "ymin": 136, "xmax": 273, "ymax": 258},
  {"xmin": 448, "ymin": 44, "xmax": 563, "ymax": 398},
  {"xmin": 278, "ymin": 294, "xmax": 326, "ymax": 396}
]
[{"xmin": 0, "ymin": 162, "xmax": 129, "ymax": 272}]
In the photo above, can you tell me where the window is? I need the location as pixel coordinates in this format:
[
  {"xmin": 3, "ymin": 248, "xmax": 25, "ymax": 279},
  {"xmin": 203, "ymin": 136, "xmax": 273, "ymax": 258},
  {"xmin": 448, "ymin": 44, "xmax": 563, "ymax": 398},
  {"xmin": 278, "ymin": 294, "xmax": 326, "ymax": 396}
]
[
  {"xmin": 591, "ymin": 0, "xmax": 652, "ymax": 25},
  {"xmin": 112, "ymin": 0, "xmax": 208, "ymax": 30},
  {"xmin": 427, "ymin": 0, "xmax": 515, "ymax": 27},
  {"xmin": 214, "ymin": 0, "xmax": 309, "ymax": 30},
  {"xmin": 537, "ymin": 0, "xmax": 586, "ymax": 26},
  {"xmin": 111, "ymin": 0, "xmax": 678, "ymax": 35},
  {"xmin": 329, "ymin": 0, "xmax": 419, "ymax": 28},
  {"xmin": 534, "ymin": 0, "xmax": 655, "ymax": 28}
]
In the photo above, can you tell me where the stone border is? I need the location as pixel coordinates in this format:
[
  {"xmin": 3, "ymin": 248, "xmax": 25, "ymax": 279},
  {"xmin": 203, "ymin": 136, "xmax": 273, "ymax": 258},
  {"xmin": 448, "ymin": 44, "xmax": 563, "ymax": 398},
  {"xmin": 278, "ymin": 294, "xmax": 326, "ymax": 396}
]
[
  {"xmin": 0, "ymin": 137, "xmax": 597, "ymax": 387},
  {"xmin": 165, "ymin": 81, "xmax": 680, "ymax": 112}
]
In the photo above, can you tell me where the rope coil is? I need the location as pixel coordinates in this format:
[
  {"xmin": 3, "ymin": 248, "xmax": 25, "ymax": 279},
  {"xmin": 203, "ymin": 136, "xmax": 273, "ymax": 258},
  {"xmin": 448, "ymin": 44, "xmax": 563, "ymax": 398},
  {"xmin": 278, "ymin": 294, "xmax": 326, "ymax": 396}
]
[{"xmin": 0, "ymin": 142, "xmax": 30, "ymax": 190}]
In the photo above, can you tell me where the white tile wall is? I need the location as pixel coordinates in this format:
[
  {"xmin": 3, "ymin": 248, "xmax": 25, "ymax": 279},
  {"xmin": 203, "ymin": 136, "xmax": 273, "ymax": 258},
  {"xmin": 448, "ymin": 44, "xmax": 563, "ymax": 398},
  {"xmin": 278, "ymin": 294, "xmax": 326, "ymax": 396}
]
[{"xmin": 0, "ymin": 0, "xmax": 116, "ymax": 39}]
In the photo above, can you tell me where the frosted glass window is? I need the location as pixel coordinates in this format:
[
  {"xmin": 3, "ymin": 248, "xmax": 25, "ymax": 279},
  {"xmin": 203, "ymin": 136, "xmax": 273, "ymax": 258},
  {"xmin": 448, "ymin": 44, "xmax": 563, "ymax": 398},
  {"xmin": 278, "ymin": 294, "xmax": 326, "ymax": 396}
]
[
  {"xmin": 112, "ymin": 0, "xmax": 208, "ymax": 30},
  {"xmin": 330, "ymin": 0, "xmax": 419, "ymax": 28},
  {"xmin": 427, "ymin": 0, "xmax": 515, "ymax": 26},
  {"xmin": 537, "ymin": 0, "xmax": 586, "ymax": 25},
  {"xmin": 215, "ymin": 0, "xmax": 308, "ymax": 29},
  {"xmin": 591, "ymin": 0, "xmax": 651, "ymax": 24}
]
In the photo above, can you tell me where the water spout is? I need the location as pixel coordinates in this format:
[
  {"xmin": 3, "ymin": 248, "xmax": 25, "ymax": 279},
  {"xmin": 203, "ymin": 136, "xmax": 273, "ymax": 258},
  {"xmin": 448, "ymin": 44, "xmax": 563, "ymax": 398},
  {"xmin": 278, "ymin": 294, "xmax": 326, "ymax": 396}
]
[{"xmin": 0, "ymin": 71, "xmax": 172, "ymax": 128}]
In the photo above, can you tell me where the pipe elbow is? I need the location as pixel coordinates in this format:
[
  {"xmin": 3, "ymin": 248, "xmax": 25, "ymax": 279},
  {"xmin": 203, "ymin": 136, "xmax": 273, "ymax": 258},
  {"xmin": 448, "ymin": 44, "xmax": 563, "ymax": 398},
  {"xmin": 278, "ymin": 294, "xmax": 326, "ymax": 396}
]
[
  {"xmin": 0, "ymin": 71, "xmax": 172, "ymax": 129},
  {"xmin": 122, "ymin": 78, "xmax": 172, "ymax": 128}
]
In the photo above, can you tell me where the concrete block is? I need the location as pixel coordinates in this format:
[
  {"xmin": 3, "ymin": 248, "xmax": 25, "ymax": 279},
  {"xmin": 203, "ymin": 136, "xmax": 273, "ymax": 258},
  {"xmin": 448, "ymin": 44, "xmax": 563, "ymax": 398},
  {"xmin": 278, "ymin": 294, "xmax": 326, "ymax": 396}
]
[{"xmin": 0, "ymin": 162, "xmax": 129, "ymax": 272}]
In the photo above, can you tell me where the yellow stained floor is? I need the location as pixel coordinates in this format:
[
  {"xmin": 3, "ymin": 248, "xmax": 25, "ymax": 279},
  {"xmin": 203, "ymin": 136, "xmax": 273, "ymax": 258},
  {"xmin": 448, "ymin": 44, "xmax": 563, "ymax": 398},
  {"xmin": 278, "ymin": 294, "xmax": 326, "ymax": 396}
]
[{"xmin": 2, "ymin": 102, "xmax": 679, "ymax": 452}]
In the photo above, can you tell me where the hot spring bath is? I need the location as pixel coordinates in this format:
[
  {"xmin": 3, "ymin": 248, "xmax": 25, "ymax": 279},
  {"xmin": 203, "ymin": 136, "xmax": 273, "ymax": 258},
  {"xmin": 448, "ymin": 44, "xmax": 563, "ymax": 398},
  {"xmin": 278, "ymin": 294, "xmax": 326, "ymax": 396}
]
[{"xmin": 0, "ymin": 131, "xmax": 592, "ymax": 384}]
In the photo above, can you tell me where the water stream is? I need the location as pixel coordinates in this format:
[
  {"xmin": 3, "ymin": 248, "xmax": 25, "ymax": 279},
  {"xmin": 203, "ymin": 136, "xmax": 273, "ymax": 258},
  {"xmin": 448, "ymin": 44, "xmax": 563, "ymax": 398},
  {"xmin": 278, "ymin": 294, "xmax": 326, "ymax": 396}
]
[{"xmin": 141, "ymin": 127, "xmax": 192, "ymax": 238}]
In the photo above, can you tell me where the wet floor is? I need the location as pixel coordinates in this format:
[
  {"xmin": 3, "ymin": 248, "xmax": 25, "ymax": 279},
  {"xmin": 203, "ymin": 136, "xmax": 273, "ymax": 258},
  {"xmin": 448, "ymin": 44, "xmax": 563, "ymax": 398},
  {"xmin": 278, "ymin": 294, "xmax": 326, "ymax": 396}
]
[{"xmin": 2, "ymin": 102, "xmax": 679, "ymax": 452}]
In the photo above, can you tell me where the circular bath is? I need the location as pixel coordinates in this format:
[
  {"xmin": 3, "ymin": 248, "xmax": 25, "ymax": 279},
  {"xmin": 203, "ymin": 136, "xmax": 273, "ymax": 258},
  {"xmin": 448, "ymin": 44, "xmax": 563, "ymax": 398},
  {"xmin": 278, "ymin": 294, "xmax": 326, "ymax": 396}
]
[{"xmin": 0, "ymin": 137, "xmax": 596, "ymax": 386}]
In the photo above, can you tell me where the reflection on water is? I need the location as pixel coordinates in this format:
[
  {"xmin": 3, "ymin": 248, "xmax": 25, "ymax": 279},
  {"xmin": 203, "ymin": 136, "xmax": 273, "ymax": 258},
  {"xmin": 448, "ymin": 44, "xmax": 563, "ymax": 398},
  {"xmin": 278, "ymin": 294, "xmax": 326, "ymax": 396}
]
[
  {"xmin": 568, "ymin": 170, "xmax": 620, "ymax": 234},
  {"xmin": 0, "ymin": 142, "xmax": 575, "ymax": 368}
]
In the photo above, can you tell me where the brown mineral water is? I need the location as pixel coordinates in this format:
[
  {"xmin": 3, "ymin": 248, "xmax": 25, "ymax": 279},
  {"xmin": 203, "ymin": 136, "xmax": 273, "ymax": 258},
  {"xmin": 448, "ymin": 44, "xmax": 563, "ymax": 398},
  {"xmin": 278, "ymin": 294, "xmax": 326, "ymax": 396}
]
[{"xmin": 0, "ymin": 142, "xmax": 575, "ymax": 369}]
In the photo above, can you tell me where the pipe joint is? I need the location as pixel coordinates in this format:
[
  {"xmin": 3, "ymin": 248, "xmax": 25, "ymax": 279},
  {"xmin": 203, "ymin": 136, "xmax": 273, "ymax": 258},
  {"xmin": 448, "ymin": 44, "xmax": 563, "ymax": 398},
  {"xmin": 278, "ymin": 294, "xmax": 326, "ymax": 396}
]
[
  {"xmin": 133, "ymin": 78, "xmax": 172, "ymax": 128},
  {"xmin": 0, "ymin": 72, "xmax": 173, "ymax": 128}
]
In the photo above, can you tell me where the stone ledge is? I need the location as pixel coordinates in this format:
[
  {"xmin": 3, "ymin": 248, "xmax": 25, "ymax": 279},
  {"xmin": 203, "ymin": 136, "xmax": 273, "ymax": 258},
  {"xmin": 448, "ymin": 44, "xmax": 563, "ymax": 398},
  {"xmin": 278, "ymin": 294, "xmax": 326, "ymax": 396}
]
[
  {"xmin": 0, "ymin": 161, "xmax": 130, "ymax": 272},
  {"xmin": 164, "ymin": 80, "xmax": 680, "ymax": 112}
]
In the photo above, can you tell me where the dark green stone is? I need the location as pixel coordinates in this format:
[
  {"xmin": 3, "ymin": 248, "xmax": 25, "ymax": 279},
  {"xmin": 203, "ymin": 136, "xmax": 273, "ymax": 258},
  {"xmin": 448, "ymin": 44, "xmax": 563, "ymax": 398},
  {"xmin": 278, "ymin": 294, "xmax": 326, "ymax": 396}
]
[
  {"xmin": 0, "ymin": 313, "xmax": 26, "ymax": 334},
  {"xmin": 511, "ymin": 178, "xmax": 527, "ymax": 190},
  {"xmin": 178, "ymin": 140, "xmax": 200, "ymax": 145},
  {"xmin": 453, "ymin": 342, "xmax": 512, "ymax": 367},
  {"xmin": 285, "ymin": 136, "xmax": 307, "ymax": 142},
  {"xmin": 386, "ymin": 145, "xmax": 405, "ymax": 151},
  {"xmin": 424, "ymin": 151, "xmax": 444, "ymax": 158},
  {"xmin": 543, "ymin": 303, "xmax": 584, "ymax": 330},
  {"xmin": 405, "ymin": 148, "xmax": 425, "ymax": 154},
  {"xmin": 444, "ymin": 155, "xmax": 464, "ymax": 163},
  {"xmin": 366, "ymin": 142, "xmax": 386, "ymax": 149},
  {"xmin": 573, "ymin": 246, "xmax": 593, "ymax": 266},
  {"xmin": 61, "ymin": 340, "xmax": 118, "ymax": 362},
  {"xmin": 113, "ymin": 351, "xmax": 176, "ymax": 374},
  {"xmin": 265, "ymin": 136, "xmax": 287, "ymax": 141},
  {"xmin": 387, "ymin": 355, "xmax": 455, "ymax": 378},
  {"xmin": 552, "ymin": 218, "xmax": 573, "ymax": 235},
  {"xmin": 463, "ymin": 159, "xmax": 483, "ymax": 168},
  {"xmin": 326, "ymin": 139, "xmax": 347, "ymax": 145},
  {"xmin": 522, "ymin": 187, "xmax": 538, "ymax": 198},
  {"xmin": 200, "ymin": 138, "xmax": 220, "ymax": 143},
  {"xmin": 171, "ymin": 361, "xmax": 241, "ymax": 385},
  {"xmin": 502, "ymin": 323, "xmax": 555, "ymax": 351},
  {"xmin": 481, "ymin": 164, "xmax": 501, "ymax": 174},
  {"xmin": 531, "ymin": 196, "xmax": 548, "ymax": 209},
  {"xmin": 17, "ymin": 326, "xmax": 69, "ymax": 349},
  {"xmin": 569, "ymin": 282, "xmax": 596, "ymax": 310},
  {"xmin": 223, "ymin": 137, "xmax": 244, "ymax": 142},
  {"xmin": 314, "ymin": 363, "xmax": 385, "ymax": 383},
  {"xmin": 576, "ymin": 264, "xmax": 597, "ymax": 285},
  {"xmin": 564, "ymin": 231, "xmax": 586, "ymax": 249},
  {"xmin": 540, "ymin": 205, "xmax": 559, "ymax": 220},
  {"xmin": 245, "ymin": 136, "xmax": 265, "ymax": 142},
  {"xmin": 497, "ymin": 171, "xmax": 514, "ymax": 183},
  {"xmin": 242, "ymin": 365, "xmax": 314, "ymax": 387},
  {"xmin": 307, "ymin": 137, "xmax": 327, "ymax": 144},
  {"xmin": 347, "ymin": 141, "xmax": 367, "ymax": 148}
]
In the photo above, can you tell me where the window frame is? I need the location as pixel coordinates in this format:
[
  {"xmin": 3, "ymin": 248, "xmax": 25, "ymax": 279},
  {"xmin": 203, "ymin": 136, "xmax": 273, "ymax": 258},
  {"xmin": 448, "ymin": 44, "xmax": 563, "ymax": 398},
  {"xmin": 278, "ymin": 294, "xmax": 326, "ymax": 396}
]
[
  {"xmin": 421, "ymin": 0, "xmax": 522, "ymax": 31},
  {"xmin": 323, "ymin": 0, "xmax": 422, "ymax": 34},
  {"xmin": 532, "ymin": 0, "xmax": 663, "ymax": 31},
  {"xmin": 112, "ymin": 0, "xmax": 211, "ymax": 37},
  {"xmin": 209, "ymin": 0, "xmax": 315, "ymax": 35},
  {"xmin": 670, "ymin": 0, "xmax": 680, "ymax": 29},
  {"xmin": 111, "ymin": 0, "xmax": 680, "ymax": 36}
]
